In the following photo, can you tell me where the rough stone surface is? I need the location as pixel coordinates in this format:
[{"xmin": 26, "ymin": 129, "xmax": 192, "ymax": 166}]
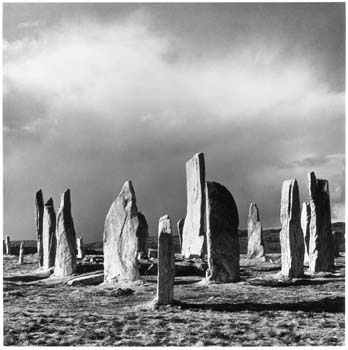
[
  {"xmin": 308, "ymin": 172, "xmax": 335, "ymax": 272},
  {"xmin": 157, "ymin": 215, "xmax": 174, "ymax": 305},
  {"xmin": 182, "ymin": 153, "xmax": 206, "ymax": 258},
  {"xmin": 205, "ymin": 181, "xmax": 240, "ymax": 283},
  {"xmin": 280, "ymin": 179, "xmax": 304, "ymax": 278},
  {"xmin": 247, "ymin": 203, "xmax": 265, "ymax": 259},
  {"xmin": 301, "ymin": 202, "xmax": 311, "ymax": 265},
  {"xmin": 76, "ymin": 237, "xmax": 85, "ymax": 259},
  {"xmin": 177, "ymin": 218, "xmax": 185, "ymax": 251},
  {"xmin": 35, "ymin": 189, "xmax": 44, "ymax": 266},
  {"xmin": 54, "ymin": 189, "xmax": 77, "ymax": 276},
  {"xmin": 103, "ymin": 181, "xmax": 140, "ymax": 283},
  {"xmin": 43, "ymin": 198, "xmax": 57, "ymax": 269},
  {"xmin": 18, "ymin": 241, "xmax": 24, "ymax": 264},
  {"xmin": 137, "ymin": 212, "xmax": 148, "ymax": 254},
  {"xmin": 5, "ymin": 235, "xmax": 11, "ymax": 255}
]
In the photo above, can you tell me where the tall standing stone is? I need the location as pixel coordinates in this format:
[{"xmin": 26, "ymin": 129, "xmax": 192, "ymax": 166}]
[
  {"xmin": 18, "ymin": 241, "xmax": 24, "ymax": 264},
  {"xmin": 205, "ymin": 181, "xmax": 240, "ymax": 283},
  {"xmin": 301, "ymin": 202, "xmax": 311, "ymax": 265},
  {"xmin": 5, "ymin": 235, "xmax": 11, "ymax": 255},
  {"xmin": 177, "ymin": 218, "xmax": 185, "ymax": 251},
  {"xmin": 43, "ymin": 198, "xmax": 57, "ymax": 269},
  {"xmin": 54, "ymin": 189, "xmax": 77, "ymax": 276},
  {"xmin": 157, "ymin": 215, "xmax": 174, "ymax": 305},
  {"xmin": 308, "ymin": 172, "xmax": 334, "ymax": 272},
  {"xmin": 103, "ymin": 181, "xmax": 140, "ymax": 283},
  {"xmin": 137, "ymin": 212, "xmax": 148, "ymax": 254},
  {"xmin": 182, "ymin": 153, "xmax": 206, "ymax": 258},
  {"xmin": 76, "ymin": 237, "xmax": 85, "ymax": 259},
  {"xmin": 280, "ymin": 179, "xmax": 304, "ymax": 278},
  {"xmin": 35, "ymin": 189, "xmax": 44, "ymax": 267},
  {"xmin": 247, "ymin": 203, "xmax": 265, "ymax": 259}
]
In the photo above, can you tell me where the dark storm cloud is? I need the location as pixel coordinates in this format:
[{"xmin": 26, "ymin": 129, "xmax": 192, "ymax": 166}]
[{"xmin": 3, "ymin": 3, "xmax": 345, "ymax": 241}]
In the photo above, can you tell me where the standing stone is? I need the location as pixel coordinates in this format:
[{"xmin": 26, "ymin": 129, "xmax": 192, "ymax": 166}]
[
  {"xmin": 247, "ymin": 203, "xmax": 265, "ymax": 259},
  {"xmin": 103, "ymin": 181, "xmax": 140, "ymax": 283},
  {"xmin": 157, "ymin": 215, "xmax": 174, "ymax": 305},
  {"xmin": 177, "ymin": 218, "xmax": 185, "ymax": 251},
  {"xmin": 205, "ymin": 181, "xmax": 240, "ymax": 283},
  {"xmin": 308, "ymin": 172, "xmax": 335, "ymax": 272},
  {"xmin": 137, "ymin": 212, "xmax": 148, "ymax": 254},
  {"xmin": 76, "ymin": 237, "xmax": 85, "ymax": 259},
  {"xmin": 5, "ymin": 235, "xmax": 11, "ymax": 255},
  {"xmin": 332, "ymin": 231, "xmax": 340, "ymax": 257},
  {"xmin": 54, "ymin": 189, "xmax": 77, "ymax": 276},
  {"xmin": 18, "ymin": 241, "xmax": 24, "ymax": 264},
  {"xmin": 35, "ymin": 189, "xmax": 44, "ymax": 266},
  {"xmin": 280, "ymin": 179, "xmax": 304, "ymax": 278},
  {"xmin": 42, "ymin": 198, "xmax": 57, "ymax": 269},
  {"xmin": 301, "ymin": 202, "xmax": 311, "ymax": 265},
  {"xmin": 182, "ymin": 153, "xmax": 206, "ymax": 258}
]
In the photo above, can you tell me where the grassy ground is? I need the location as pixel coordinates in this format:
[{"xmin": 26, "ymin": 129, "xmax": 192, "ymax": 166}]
[{"xmin": 3, "ymin": 251, "xmax": 345, "ymax": 346}]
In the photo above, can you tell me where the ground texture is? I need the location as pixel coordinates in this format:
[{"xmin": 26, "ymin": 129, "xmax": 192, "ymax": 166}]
[{"xmin": 3, "ymin": 252, "xmax": 345, "ymax": 346}]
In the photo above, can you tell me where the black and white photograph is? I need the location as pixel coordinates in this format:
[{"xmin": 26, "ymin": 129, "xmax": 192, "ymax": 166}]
[{"xmin": 2, "ymin": 1, "xmax": 345, "ymax": 346}]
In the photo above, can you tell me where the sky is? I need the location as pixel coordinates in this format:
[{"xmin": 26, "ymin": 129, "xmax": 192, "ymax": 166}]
[{"xmin": 3, "ymin": 3, "xmax": 345, "ymax": 243}]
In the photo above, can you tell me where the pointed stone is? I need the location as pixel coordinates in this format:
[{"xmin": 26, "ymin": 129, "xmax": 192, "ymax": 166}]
[
  {"xmin": 205, "ymin": 181, "xmax": 240, "ymax": 283},
  {"xmin": 35, "ymin": 189, "xmax": 44, "ymax": 266},
  {"xmin": 177, "ymin": 218, "xmax": 185, "ymax": 251},
  {"xmin": 137, "ymin": 212, "xmax": 148, "ymax": 254},
  {"xmin": 77, "ymin": 237, "xmax": 85, "ymax": 259},
  {"xmin": 5, "ymin": 235, "xmax": 11, "ymax": 255},
  {"xmin": 18, "ymin": 241, "xmax": 24, "ymax": 264},
  {"xmin": 301, "ymin": 202, "xmax": 311, "ymax": 265},
  {"xmin": 247, "ymin": 203, "xmax": 265, "ymax": 259},
  {"xmin": 182, "ymin": 153, "xmax": 206, "ymax": 258},
  {"xmin": 157, "ymin": 215, "xmax": 174, "ymax": 305},
  {"xmin": 280, "ymin": 179, "xmax": 304, "ymax": 278},
  {"xmin": 43, "ymin": 198, "xmax": 57, "ymax": 269},
  {"xmin": 308, "ymin": 172, "xmax": 335, "ymax": 272},
  {"xmin": 103, "ymin": 181, "xmax": 140, "ymax": 283},
  {"xmin": 54, "ymin": 189, "xmax": 77, "ymax": 276}
]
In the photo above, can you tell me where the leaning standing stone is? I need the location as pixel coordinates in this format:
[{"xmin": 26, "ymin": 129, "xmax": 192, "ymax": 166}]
[
  {"xmin": 5, "ymin": 235, "xmax": 11, "ymax": 255},
  {"xmin": 308, "ymin": 172, "xmax": 335, "ymax": 272},
  {"xmin": 280, "ymin": 179, "xmax": 304, "ymax": 278},
  {"xmin": 182, "ymin": 153, "xmax": 206, "ymax": 258},
  {"xmin": 137, "ymin": 212, "xmax": 149, "ymax": 255},
  {"xmin": 247, "ymin": 203, "xmax": 265, "ymax": 259},
  {"xmin": 54, "ymin": 189, "xmax": 77, "ymax": 276},
  {"xmin": 43, "ymin": 198, "xmax": 57, "ymax": 269},
  {"xmin": 35, "ymin": 189, "xmax": 44, "ymax": 267},
  {"xmin": 301, "ymin": 202, "xmax": 311, "ymax": 265},
  {"xmin": 103, "ymin": 181, "xmax": 140, "ymax": 283},
  {"xmin": 18, "ymin": 241, "xmax": 24, "ymax": 264},
  {"xmin": 76, "ymin": 237, "xmax": 85, "ymax": 259},
  {"xmin": 157, "ymin": 215, "xmax": 174, "ymax": 305},
  {"xmin": 205, "ymin": 181, "xmax": 240, "ymax": 283}
]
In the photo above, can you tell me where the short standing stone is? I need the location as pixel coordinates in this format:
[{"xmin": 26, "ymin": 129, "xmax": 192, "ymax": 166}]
[
  {"xmin": 5, "ymin": 235, "xmax": 11, "ymax": 255},
  {"xmin": 247, "ymin": 203, "xmax": 265, "ymax": 259},
  {"xmin": 205, "ymin": 181, "xmax": 240, "ymax": 283},
  {"xmin": 308, "ymin": 172, "xmax": 335, "ymax": 272},
  {"xmin": 18, "ymin": 241, "xmax": 24, "ymax": 264},
  {"xmin": 103, "ymin": 181, "xmax": 140, "ymax": 283},
  {"xmin": 43, "ymin": 198, "xmax": 57, "ymax": 269},
  {"xmin": 280, "ymin": 179, "xmax": 304, "ymax": 278},
  {"xmin": 301, "ymin": 202, "xmax": 311, "ymax": 265},
  {"xmin": 77, "ymin": 237, "xmax": 85, "ymax": 259},
  {"xmin": 35, "ymin": 189, "xmax": 44, "ymax": 266},
  {"xmin": 157, "ymin": 215, "xmax": 174, "ymax": 305},
  {"xmin": 54, "ymin": 189, "xmax": 77, "ymax": 276},
  {"xmin": 137, "ymin": 212, "xmax": 148, "ymax": 254},
  {"xmin": 177, "ymin": 218, "xmax": 185, "ymax": 251},
  {"xmin": 182, "ymin": 153, "xmax": 206, "ymax": 258},
  {"xmin": 332, "ymin": 231, "xmax": 340, "ymax": 257}
]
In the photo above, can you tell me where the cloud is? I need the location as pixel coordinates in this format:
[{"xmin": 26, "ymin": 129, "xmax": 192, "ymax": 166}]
[{"xmin": 3, "ymin": 16, "xmax": 345, "ymax": 240}]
